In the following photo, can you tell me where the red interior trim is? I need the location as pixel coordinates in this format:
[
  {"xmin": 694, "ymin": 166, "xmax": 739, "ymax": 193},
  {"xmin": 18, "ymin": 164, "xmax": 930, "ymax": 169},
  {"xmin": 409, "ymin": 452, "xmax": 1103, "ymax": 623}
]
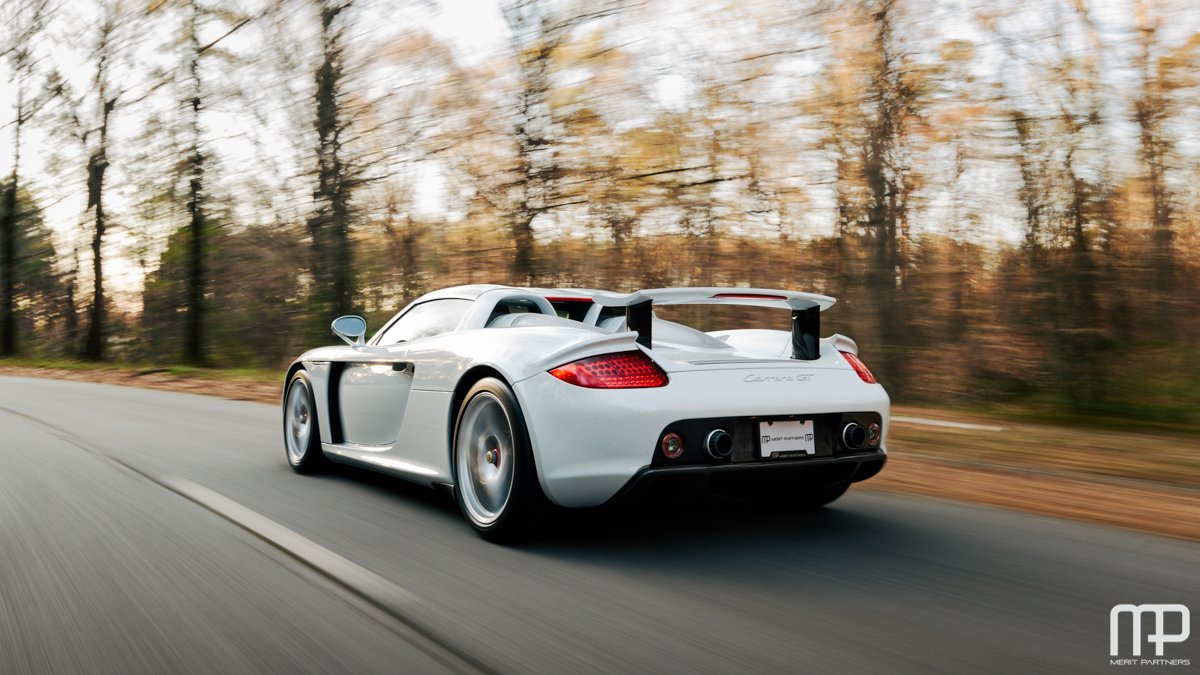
[{"xmin": 710, "ymin": 293, "xmax": 788, "ymax": 301}]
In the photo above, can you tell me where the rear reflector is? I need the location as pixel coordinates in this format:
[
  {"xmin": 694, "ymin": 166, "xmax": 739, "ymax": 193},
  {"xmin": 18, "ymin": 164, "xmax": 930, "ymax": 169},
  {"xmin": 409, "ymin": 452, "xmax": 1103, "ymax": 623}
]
[
  {"xmin": 661, "ymin": 432, "xmax": 684, "ymax": 459},
  {"xmin": 550, "ymin": 351, "xmax": 669, "ymax": 389},
  {"xmin": 841, "ymin": 351, "xmax": 877, "ymax": 384}
]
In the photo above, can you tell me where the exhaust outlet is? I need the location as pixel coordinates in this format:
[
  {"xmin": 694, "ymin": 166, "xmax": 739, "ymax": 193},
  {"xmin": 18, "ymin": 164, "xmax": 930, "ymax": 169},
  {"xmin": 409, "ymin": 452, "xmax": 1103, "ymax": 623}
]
[
  {"xmin": 842, "ymin": 423, "xmax": 866, "ymax": 450},
  {"xmin": 705, "ymin": 429, "xmax": 734, "ymax": 459}
]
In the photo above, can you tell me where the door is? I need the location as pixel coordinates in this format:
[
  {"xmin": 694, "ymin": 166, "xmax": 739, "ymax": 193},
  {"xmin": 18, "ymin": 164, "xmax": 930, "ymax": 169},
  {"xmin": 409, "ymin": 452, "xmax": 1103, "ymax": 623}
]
[
  {"xmin": 338, "ymin": 358, "xmax": 412, "ymax": 446},
  {"xmin": 336, "ymin": 298, "xmax": 473, "ymax": 447}
]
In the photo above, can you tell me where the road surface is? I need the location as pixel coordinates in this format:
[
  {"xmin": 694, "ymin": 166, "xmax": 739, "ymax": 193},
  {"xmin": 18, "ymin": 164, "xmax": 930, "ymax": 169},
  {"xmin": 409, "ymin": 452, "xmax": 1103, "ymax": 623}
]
[{"xmin": 0, "ymin": 376, "xmax": 1196, "ymax": 673}]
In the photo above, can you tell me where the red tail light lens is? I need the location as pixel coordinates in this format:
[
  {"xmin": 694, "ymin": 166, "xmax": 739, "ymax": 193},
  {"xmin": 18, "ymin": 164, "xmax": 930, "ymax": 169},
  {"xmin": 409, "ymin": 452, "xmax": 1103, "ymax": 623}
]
[
  {"xmin": 841, "ymin": 351, "xmax": 877, "ymax": 384},
  {"xmin": 550, "ymin": 351, "xmax": 669, "ymax": 389}
]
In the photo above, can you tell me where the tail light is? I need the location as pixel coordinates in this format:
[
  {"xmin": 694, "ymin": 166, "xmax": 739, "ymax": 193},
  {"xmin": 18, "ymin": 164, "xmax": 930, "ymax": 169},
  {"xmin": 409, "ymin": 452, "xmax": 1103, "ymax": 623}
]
[
  {"xmin": 549, "ymin": 351, "xmax": 669, "ymax": 389},
  {"xmin": 841, "ymin": 351, "xmax": 876, "ymax": 384}
]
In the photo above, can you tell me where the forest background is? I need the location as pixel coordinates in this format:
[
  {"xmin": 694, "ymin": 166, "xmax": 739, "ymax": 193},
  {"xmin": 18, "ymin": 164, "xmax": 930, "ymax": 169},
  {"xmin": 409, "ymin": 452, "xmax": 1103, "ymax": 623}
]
[{"xmin": 1, "ymin": 0, "xmax": 1198, "ymax": 428}]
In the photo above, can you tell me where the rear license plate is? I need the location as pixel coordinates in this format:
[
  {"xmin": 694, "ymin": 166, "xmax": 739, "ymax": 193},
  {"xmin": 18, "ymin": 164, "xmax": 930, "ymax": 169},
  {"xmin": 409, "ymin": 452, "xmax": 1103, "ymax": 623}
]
[{"xmin": 759, "ymin": 419, "xmax": 816, "ymax": 458}]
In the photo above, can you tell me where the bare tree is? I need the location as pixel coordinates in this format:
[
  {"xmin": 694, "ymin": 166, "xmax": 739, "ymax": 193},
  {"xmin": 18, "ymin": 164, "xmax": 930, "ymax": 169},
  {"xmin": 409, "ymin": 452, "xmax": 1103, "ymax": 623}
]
[
  {"xmin": 41, "ymin": 0, "xmax": 146, "ymax": 359},
  {"xmin": 45, "ymin": 0, "xmax": 169, "ymax": 360},
  {"xmin": 1132, "ymin": 0, "xmax": 1190, "ymax": 317},
  {"xmin": 182, "ymin": 0, "xmax": 209, "ymax": 365},
  {"xmin": 861, "ymin": 0, "xmax": 920, "ymax": 390},
  {"xmin": 500, "ymin": 0, "xmax": 627, "ymax": 283},
  {"xmin": 308, "ymin": 0, "xmax": 355, "ymax": 322},
  {"xmin": 153, "ymin": 0, "xmax": 253, "ymax": 364},
  {"xmin": 79, "ymin": 7, "xmax": 120, "ymax": 360}
]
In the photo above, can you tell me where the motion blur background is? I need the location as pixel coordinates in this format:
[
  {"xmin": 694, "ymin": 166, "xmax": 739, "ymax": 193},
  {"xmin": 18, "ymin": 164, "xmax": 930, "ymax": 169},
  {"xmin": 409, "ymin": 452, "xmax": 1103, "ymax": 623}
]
[{"xmin": 1, "ymin": 0, "xmax": 1198, "ymax": 427}]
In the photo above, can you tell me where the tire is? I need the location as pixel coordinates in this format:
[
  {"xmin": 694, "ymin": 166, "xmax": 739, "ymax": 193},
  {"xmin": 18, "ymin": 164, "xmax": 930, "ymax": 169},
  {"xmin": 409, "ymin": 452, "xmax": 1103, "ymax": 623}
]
[
  {"xmin": 452, "ymin": 377, "xmax": 547, "ymax": 542},
  {"xmin": 283, "ymin": 370, "xmax": 328, "ymax": 473}
]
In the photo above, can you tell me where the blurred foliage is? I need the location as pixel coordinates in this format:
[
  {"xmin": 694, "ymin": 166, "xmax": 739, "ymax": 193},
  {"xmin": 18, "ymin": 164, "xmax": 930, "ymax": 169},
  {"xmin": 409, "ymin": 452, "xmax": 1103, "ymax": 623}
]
[
  {"xmin": 0, "ymin": 0, "xmax": 1198, "ymax": 424},
  {"xmin": 0, "ymin": 182, "xmax": 68, "ymax": 357}
]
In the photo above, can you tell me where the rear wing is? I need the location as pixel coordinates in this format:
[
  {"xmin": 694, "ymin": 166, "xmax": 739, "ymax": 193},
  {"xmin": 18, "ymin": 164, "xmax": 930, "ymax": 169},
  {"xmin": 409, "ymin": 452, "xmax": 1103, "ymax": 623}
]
[{"xmin": 589, "ymin": 287, "xmax": 835, "ymax": 360}]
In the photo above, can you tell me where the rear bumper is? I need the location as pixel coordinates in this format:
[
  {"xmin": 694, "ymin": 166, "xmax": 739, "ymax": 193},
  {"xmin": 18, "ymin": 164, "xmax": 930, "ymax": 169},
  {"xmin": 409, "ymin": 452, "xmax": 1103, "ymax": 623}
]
[
  {"xmin": 514, "ymin": 369, "xmax": 890, "ymax": 508},
  {"xmin": 607, "ymin": 449, "xmax": 886, "ymax": 505}
]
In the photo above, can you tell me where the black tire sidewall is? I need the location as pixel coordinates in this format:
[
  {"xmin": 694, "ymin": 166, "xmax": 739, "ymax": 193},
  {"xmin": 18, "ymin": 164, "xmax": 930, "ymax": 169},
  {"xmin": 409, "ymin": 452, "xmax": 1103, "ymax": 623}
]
[{"xmin": 284, "ymin": 370, "xmax": 326, "ymax": 473}]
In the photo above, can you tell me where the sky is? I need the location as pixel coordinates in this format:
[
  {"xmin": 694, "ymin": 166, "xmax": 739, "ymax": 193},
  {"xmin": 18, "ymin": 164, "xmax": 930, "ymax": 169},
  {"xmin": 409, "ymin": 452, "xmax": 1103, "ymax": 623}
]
[{"xmin": 427, "ymin": 0, "xmax": 508, "ymax": 63}]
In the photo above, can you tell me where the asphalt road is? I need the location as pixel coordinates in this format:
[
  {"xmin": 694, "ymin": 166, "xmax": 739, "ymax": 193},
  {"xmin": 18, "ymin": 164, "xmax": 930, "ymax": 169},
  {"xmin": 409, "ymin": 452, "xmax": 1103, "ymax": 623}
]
[{"xmin": 1, "ymin": 376, "xmax": 1197, "ymax": 674}]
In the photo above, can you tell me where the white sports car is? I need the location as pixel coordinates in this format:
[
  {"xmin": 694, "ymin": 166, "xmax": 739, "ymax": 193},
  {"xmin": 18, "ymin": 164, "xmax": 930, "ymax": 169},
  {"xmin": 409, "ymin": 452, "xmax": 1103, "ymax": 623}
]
[{"xmin": 282, "ymin": 285, "xmax": 889, "ymax": 540}]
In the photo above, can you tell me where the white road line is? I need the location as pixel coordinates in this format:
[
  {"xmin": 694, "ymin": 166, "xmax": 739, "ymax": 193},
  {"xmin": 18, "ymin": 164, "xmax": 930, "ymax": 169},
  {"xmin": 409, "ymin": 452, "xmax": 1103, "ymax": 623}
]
[
  {"xmin": 162, "ymin": 477, "xmax": 489, "ymax": 675},
  {"xmin": 165, "ymin": 477, "xmax": 421, "ymax": 607},
  {"xmin": 891, "ymin": 416, "xmax": 1006, "ymax": 432}
]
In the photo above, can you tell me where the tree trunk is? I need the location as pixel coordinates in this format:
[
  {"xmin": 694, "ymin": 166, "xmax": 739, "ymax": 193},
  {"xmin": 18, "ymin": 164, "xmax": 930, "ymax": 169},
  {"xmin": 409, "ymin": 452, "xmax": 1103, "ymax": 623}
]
[
  {"xmin": 0, "ymin": 93, "xmax": 21, "ymax": 357},
  {"xmin": 184, "ymin": 4, "xmax": 206, "ymax": 365},
  {"xmin": 185, "ymin": 110, "xmax": 205, "ymax": 364},
  {"xmin": 510, "ymin": 213, "xmax": 535, "ymax": 284},
  {"xmin": 0, "ymin": 180, "xmax": 16, "ymax": 357},
  {"xmin": 83, "ymin": 179, "xmax": 106, "ymax": 361},
  {"xmin": 509, "ymin": 101, "xmax": 539, "ymax": 284},
  {"xmin": 65, "ymin": 249, "xmax": 79, "ymax": 355},
  {"xmin": 83, "ymin": 102, "xmax": 112, "ymax": 361},
  {"xmin": 0, "ymin": 182, "xmax": 16, "ymax": 357}
]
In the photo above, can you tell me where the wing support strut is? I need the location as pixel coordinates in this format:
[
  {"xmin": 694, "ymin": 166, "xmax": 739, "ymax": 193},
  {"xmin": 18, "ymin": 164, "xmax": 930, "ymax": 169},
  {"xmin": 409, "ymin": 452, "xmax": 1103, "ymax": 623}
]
[
  {"xmin": 791, "ymin": 302, "xmax": 820, "ymax": 360},
  {"xmin": 626, "ymin": 299, "xmax": 653, "ymax": 349}
]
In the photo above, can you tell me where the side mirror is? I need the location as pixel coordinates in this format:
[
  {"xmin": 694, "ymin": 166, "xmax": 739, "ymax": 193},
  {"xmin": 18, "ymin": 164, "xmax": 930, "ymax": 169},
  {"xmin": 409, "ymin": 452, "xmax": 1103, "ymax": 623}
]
[{"xmin": 331, "ymin": 315, "xmax": 367, "ymax": 347}]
